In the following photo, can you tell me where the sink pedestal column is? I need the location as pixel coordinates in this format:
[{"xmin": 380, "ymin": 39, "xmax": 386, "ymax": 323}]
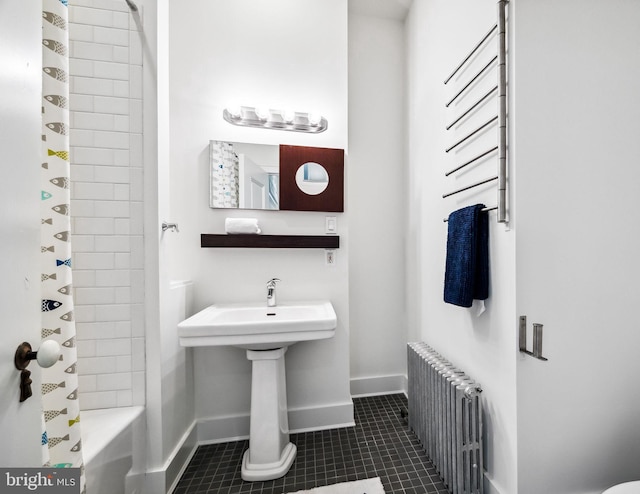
[{"xmin": 241, "ymin": 347, "xmax": 297, "ymax": 481}]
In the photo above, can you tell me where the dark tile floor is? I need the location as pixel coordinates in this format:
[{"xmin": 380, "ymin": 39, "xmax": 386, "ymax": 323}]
[{"xmin": 172, "ymin": 394, "xmax": 449, "ymax": 494}]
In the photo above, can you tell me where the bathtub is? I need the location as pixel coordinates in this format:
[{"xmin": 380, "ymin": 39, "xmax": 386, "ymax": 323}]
[{"xmin": 81, "ymin": 406, "xmax": 144, "ymax": 494}]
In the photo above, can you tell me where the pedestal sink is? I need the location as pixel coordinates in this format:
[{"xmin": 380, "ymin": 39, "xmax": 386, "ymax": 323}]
[{"xmin": 177, "ymin": 300, "xmax": 337, "ymax": 481}]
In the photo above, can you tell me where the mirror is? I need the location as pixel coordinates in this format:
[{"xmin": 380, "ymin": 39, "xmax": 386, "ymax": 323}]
[
  {"xmin": 295, "ymin": 162, "xmax": 329, "ymax": 195},
  {"xmin": 210, "ymin": 140, "xmax": 279, "ymax": 210},
  {"xmin": 210, "ymin": 140, "xmax": 344, "ymax": 212}
]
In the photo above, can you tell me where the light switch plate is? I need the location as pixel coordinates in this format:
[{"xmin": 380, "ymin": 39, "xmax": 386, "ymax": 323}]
[{"xmin": 325, "ymin": 216, "xmax": 337, "ymax": 234}]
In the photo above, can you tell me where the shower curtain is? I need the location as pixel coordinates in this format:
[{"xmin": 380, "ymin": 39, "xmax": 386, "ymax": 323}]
[
  {"xmin": 210, "ymin": 141, "xmax": 240, "ymax": 207},
  {"xmin": 41, "ymin": 0, "xmax": 84, "ymax": 490}
]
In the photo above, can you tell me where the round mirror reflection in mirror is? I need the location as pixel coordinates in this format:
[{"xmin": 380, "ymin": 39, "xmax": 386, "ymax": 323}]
[{"xmin": 294, "ymin": 162, "xmax": 329, "ymax": 196}]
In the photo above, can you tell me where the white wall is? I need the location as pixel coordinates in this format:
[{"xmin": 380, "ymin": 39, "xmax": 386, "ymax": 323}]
[
  {"xmin": 167, "ymin": 0, "xmax": 352, "ymax": 438},
  {"xmin": 138, "ymin": 0, "xmax": 199, "ymax": 492},
  {"xmin": 407, "ymin": 1, "xmax": 640, "ymax": 493},
  {"xmin": 347, "ymin": 7, "xmax": 407, "ymax": 396},
  {"xmin": 513, "ymin": 1, "xmax": 640, "ymax": 492},
  {"xmin": 405, "ymin": 1, "xmax": 517, "ymax": 493}
]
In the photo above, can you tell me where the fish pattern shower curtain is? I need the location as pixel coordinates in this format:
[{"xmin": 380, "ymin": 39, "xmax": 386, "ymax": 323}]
[
  {"xmin": 210, "ymin": 141, "xmax": 240, "ymax": 207},
  {"xmin": 41, "ymin": 0, "xmax": 84, "ymax": 489}
]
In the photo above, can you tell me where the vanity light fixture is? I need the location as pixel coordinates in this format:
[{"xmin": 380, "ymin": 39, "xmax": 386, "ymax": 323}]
[{"xmin": 223, "ymin": 106, "xmax": 328, "ymax": 133}]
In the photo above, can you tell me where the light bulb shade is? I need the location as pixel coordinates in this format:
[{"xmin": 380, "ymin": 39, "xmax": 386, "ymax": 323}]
[
  {"xmin": 308, "ymin": 113, "xmax": 322, "ymax": 126},
  {"xmin": 222, "ymin": 106, "xmax": 327, "ymax": 134},
  {"xmin": 227, "ymin": 106, "xmax": 242, "ymax": 118},
  {"xmin": 255, "ymin": 107, "xmax": 270, "ymax": 120}
]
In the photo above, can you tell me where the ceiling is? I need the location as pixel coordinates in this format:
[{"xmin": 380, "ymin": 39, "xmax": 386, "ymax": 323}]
[{"xmin": 348, "ymin": 0, "xmax": 413, "ymax": 21}]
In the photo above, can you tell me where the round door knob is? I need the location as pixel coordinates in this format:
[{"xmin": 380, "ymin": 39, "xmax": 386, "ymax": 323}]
[
  {"xmin": 37, "ymin": 340, "xmax": 61, "ymax": 368},
  {"xmin": 14, "ymin": 340, "xmax": 61, "ymax": 370}
]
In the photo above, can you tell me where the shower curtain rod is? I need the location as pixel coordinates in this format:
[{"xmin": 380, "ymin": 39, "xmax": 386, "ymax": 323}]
[{"xmin": 124, "ymin": 0, "xmax": 138, "ymax": 12}]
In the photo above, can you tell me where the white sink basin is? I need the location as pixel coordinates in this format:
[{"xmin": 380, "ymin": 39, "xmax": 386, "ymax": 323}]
[
  {"xmin": 177, "ymin": 300, "xmax": 336, "ymax": 350},
  {"xmin": 178, "ymin": 299, "xmax": 337, "ymax": 480}
]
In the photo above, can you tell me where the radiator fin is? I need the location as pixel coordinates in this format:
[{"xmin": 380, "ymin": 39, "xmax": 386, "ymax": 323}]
[{"xmin": 407, "ymin": 342, "xmax": 484, "ymax": 494}]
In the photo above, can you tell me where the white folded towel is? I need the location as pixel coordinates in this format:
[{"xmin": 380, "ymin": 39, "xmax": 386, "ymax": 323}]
[{"xmin": 225, "ymin": 218, "xmax": 262, "ymax": 234}]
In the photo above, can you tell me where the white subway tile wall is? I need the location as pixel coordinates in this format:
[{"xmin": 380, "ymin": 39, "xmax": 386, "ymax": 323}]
[{"xmin": 69, "ymin": 0, "xmax": 144, "ymax": 411}]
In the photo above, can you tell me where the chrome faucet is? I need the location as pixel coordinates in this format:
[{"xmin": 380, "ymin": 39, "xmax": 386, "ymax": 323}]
[{"xmin": 266, "ymin": 278, "xmax": 280, "ymax": 307}]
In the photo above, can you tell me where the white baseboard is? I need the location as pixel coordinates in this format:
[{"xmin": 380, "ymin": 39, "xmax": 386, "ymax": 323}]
[
  {"xmin": 146, "ymin": 381, "xmax": 409, "ymax": 493},
  {"xmin": 483, "ymin": 472, "xmax": 504, "ymax": 494},
  {"xmin": 165, "ymin": 424, "xmax": 198, "ymax": 494},
  {"xmin": 154, "ymin": 386, "xmax": 408, "ymax": 493},
  {"xmin": 197, "ymin": 412, "xmax": 250, "ymax": 445},
  {"xmin": 142, "ymin": 421, "xmax": 199, "ymax": 494},
  {"xmin": 196, "ymin": 400, "xmax": 355, "ymax": 444},
  {"xmin": 350, "ymin": 374, "xmax": 407, "ymax": 398}
]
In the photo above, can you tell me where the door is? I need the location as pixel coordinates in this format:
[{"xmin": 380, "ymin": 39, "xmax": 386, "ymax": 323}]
[
  {"xmin": 239, "ymin": 154, "xmax": 268, "ymax": 209},
  {"xmin": 0, "ymin": 0, "xmax": 46, "ymax": 467},
  {"xmin": 514, "ymin": 2, "xmax": 640, "ymax": 492}
]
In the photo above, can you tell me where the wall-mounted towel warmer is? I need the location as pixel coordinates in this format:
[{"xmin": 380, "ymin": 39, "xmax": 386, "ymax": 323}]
[{"xmin": 443, "ymin": 0, "xmax": 508, "ymax": 224}]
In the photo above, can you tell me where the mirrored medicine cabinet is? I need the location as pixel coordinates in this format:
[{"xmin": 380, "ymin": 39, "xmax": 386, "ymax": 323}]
[{"xmin": 209, "ymin": 140, "xmax": 344, "ymax": 213}]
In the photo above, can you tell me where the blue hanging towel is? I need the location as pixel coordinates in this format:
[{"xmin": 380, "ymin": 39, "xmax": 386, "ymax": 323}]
[{"xmin": 444, "ymin": 204, "xmax": 489, "ymax": 307}]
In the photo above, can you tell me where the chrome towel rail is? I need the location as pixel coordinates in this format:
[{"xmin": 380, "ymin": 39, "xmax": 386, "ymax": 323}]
[
  {"xmin": 444, "ymin": 24, "xmax": 497, "ymax": 85},
  {"xmin": 443, "ymin": 0, "xmax": 508, "ymax": 225},
  {"xmin": 444, "ymin": 206, "xmax": 497, "ymax": 223},
  {"xmin": 445, "ymin": 116, "xmax": 498, "ymax": 153},
  {"xmin": 443, "ymin": 176, "xmax": 498, "ymax": 199},
  {"xmin": 446, "ymin": 86, "xmax": 498, "ymax": 130},
  {"xmin": 496, "ymin": 0, "xmax": 508, "ymax": 223},
  {"xmin": 445, "ymin": 56, "xmax": 497, "ymax": 108},
  {"xmin": 445, "ymin": 147, "xmax": 498, "ymax": 177}
]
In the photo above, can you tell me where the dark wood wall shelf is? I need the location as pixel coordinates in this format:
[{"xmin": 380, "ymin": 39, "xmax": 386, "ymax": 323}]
[{"xmin": 201, "ymin": 234, "xmax": 340, "ymax": 249}]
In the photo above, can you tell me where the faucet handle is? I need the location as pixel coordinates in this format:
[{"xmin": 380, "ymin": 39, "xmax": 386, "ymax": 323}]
[{"xmin": 266, "ymin": 278, "xmax": 281, "ymax": 287}]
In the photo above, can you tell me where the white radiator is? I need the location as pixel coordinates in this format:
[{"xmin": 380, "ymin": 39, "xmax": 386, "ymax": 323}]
[{"xmin": 407, "ymin": 342, "xmax": 484, "ymax": 494}]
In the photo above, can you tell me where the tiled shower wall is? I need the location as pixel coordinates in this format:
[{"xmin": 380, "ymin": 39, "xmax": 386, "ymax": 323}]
[{"xmin": 68, "ymin": 0, "xmax": 145, "ymax": 410}]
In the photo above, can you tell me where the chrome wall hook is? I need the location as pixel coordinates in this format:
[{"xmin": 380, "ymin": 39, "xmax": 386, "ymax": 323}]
[
  {"xmin": 162, "ymin": 222, "xmax": 179, "ymax": 233},
  {"xmin": 518, "ymin": 316, "xmax": 548, "ymax": 361}
]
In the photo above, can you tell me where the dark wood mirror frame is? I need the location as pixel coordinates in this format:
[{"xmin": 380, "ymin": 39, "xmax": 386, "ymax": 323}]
[{"xmin": 279, "ymin": 145, "xmax": 344, "ymax": 212}]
